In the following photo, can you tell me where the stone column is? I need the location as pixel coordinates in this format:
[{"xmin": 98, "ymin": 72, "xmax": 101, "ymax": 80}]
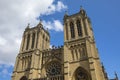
[
  {"xmin": 81, "ymin": 19, "xmax": 86, "ymax": 37},
  {"xmin": 77, "ymin": 49, "xmax": 80, "ymax": 60},
  {"xmin": 19, "ymin": 36, "xmax": 25, "ymax": 53},
  {"xmin": 18, "ymin": 58, "xmax": 22, "ymax": 71},
  {"xmin": 74, "ymin": 20, "xmax": 78, "ymax": 39},
  {"xmin": 13, "ymin": 57, "xmax": 19, "ymax": 71},
  {"xmin": 64, "ymin": 23, "xmax": 66, "ymax": 41},
  {"xmin": 67, "ymin": 21, "xmax": 71, "ymax": 40},
  {"xmin": 44, "ymin": 35, "xmax": 46, "ymax": 49},
  {"xmin": 37, "ymin": 32, "xmax": 40, "ymax": 49},
  {"xmin": 38, "ymin": 53, "xmax": 41, "ymax": 78},
  {"xmin": 30, "ymin": 53, "xmax": 35, "ymax": 69},
  {"xmin": 72, "ymin": 49, "xmax": 76, "ymax": 61},
  {"xmin": 64, "ymin": 62, "xmax": 69, "ymax": 80},
  {"xmin": 23, "ymin": 34, "xmax": 27, "ymax": 51},
  {"xmin": 34, "ymin": 31, "xmax": 37, "ymax": 49},
  {"xmin": 71, "ymin": 50, "xmax": 74, "ymax": 61},
  {"xmin": 29, "ymin": 33, "xmax": 32, "ymax": 50}
]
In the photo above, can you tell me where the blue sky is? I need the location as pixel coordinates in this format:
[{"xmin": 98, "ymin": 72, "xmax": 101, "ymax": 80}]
[{"xmin": 0, "ymin": 0, "xmax": 120, "ymax": 80}]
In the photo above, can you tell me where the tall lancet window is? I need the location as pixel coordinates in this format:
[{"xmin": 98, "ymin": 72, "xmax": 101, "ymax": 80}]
[
  {"xmin": 70, "ymin": 22, "xmax": 75, "ymax": 38},
  {"xmin": 65, "ymin": 23, "xmax": 68, "ymax": 40},
  {"xmin": 26, "ymin": 34, "xmax": 30, "ymax": 50},
  {"xmin": 31, "ymin": 33, "xmax": 35, "ymax": 49},
  {"xmin": 42, "ymin": 35, "xmax": 44, "ymax": 49},
  {"xmin": 77, "ymin": 20, "xmax": 82, "ymax": 36}
]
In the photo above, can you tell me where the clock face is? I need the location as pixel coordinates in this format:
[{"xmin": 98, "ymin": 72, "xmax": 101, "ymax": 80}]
[{"xmin": 46, "ymin": 62, "xmax": 61, "ymax": 76}]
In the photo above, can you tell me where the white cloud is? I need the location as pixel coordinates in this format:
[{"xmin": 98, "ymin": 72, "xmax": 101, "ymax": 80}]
[
  {"xmin": 0, "ymin": 36, "xmax": 7, "ymax": 46},
  {"xmin": 2, "ymin": 69, "xmax": 8, "ymax": 75},
  {"xmin": 0, "ymin": 0, "xmax": 67, "ymax": 66},
  {"xmin": 54, "ymin": 20, "xmax": 63, "ymax": 31},
  {"xmin": 43, "ymin": 20, "xmax": 63, "ymax": 31},
  {"xmin": 50, "ymin": 45, "xmax": 52, "ymax": 48},
  {"xmin": 56, "ymin": 1, "xmax": 67, "ymax": 11},
  {"xmin": 0, "ymin": 68, "xmax": 11, "ymax": 77}
]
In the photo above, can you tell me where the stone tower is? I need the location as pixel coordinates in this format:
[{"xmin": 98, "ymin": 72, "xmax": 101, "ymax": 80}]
[
  {"xmin": 11, "ymin": 7, "xmax": 112, "ymax": 80},
  {"xmin": 12, "ymin": 22, "xmax": 50, "ymax": 80},
  {"xmin": 63, "ymin": 7, "xmax": 107, "ymax": 80}
]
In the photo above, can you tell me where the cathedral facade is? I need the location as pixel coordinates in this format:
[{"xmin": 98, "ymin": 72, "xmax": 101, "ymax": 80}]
[{"xmin": 12, "ymin": 8, "xmax": 118, "ymax": 80}]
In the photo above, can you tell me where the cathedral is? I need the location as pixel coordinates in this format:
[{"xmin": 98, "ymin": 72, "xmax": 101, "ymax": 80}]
[{"xmin": 12, "ymin": 7, "xmax": 118, "ymax": 80}]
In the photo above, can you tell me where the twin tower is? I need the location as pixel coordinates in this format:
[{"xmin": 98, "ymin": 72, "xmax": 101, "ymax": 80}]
[{"xmin": 12, "ymin": 7, "xmax": 111, "ymax": 80}]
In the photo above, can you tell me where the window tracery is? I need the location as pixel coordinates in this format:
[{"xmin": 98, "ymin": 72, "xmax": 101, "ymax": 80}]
[
  {"xmin": 77, "ymin": 20, "xmax": 82, "ymax": 37},
  {"xmin": 75, "ymin": 68, "xmax": 89, "ymax": 80},
  {"xmin": 70, "ymin": 22, "xmax": 75, "ymax": 38},
  {"xmin": 46, "ymin": 62, "xmax": 61, "ymax": 76},
  {"xmin": 31, "ymin": 33, "xmax": 35, "ymax": 49},
  {"xmin": 76, "ymin": 71, "xmax": 87, "ymax": 80},
  {"xmin": 65, "ymin": 23, "xmax": 68, "ymax": 40}
]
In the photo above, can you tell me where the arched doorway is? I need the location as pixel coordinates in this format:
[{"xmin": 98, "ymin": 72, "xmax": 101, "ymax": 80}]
[
  {"xmin": 20, "ymin": 76, "xmax": 28, "ymax": 80},
  {"xmin": 74, "ymin": 67, "xmax": 91, "ymax": 80}
]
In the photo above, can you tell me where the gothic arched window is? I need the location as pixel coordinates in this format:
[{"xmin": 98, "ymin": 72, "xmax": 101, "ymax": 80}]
[
  {"xmin": 31, "ymin": 33, "xmax": 35, "ymax": 49},
  {"xmin": 75, "ymin": 67, "xmax": 90, "ymax": 80},
  {"xmin": 70, "ymin": 22, "xmax": 75, "ymax": 38},
  {"xmin": 46, "ymin": 62, "xmax": 61, "ymax": 76},
  {"xmin": 26, "ymin": 34, "xmax": 30, "ymax": 50},
  {"xmin": 65, "ymin": 23, "xmax": 68, "ymax": 40},
  {"xmin": 77, "ymin": 20, "xmax": 82, "ymax": 37},
  {"xmin": 76, "ymin": 71, "xmax": 87, "ymax": 80}
]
